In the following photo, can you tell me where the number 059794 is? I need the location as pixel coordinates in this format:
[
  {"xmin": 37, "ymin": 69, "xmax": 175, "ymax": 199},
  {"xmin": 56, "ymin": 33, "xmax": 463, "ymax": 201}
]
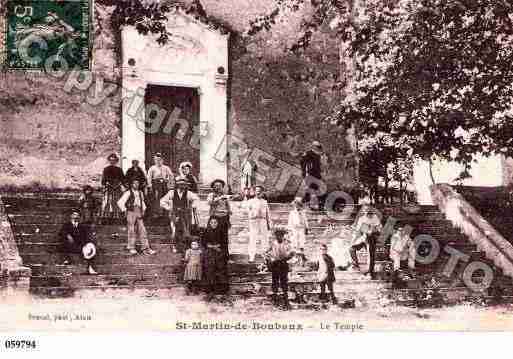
[{"xmin": 4, "ymin": 339, "xmax": 37, "ymax": 350}]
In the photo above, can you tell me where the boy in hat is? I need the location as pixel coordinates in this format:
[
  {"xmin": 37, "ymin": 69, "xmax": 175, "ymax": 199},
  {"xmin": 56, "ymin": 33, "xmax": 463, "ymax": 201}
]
[
  {"xmin": 317, "ymin": 244, "xmax": 337, "ymax": 304},
  {"xmin": 244, "ymin": 185, "xmax": 272, "ymax": 262},
  {"xmin": 58, "ymin": 209, "xmax": 98, "ymax": 275},
  {"xmin": 160, "ymin": 178, "xmax": 200, "ymax": 253},
  {"xmin": 78, "ymin": 185, "xmax": 98, "ymax": 225},
  {"xmin": 117, "ymin": 179, "xmax": 156, "ymax": 256},
  {"xmin": 207, "ymin": 179, "xmax": 232, "ymax": 260},
  {"xmin": 100, "ymin": 153, "xmax": 125, "ymax": 222},
  {"xmin": 147, "ymin": 153, "xmax": 174, "ymax": 218},
  {"xmin": 267, "ymin": 227, "xmax": 294, "ymax": 308}
]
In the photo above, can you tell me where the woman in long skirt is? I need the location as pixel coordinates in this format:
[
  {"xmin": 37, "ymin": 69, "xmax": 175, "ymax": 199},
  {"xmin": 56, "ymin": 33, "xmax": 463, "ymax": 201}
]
[
  {"xmin": 202, "ymin": 217, "xmax": 229, "ymax": 299},
  {"xmin": 100, "ymin": 153, "xmax": 125, "ymax": 223}
]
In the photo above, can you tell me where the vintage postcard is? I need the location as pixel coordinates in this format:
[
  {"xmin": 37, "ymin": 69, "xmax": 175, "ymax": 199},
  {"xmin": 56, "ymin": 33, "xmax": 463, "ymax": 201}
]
[{"xmin": 1, "ymin": 0, "xmax": 513, "ymax": 336}]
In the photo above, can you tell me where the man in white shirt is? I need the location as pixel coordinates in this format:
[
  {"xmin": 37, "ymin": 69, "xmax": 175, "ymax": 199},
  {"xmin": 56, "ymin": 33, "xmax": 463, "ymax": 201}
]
[
  {"xmin": 349, "ymin": 206, "xmax": 383, "ymax": 279},
  {"xmin": 244, "ymin": 185, "xmax": 272, "ymax": 262},
  {"xmin": 147, "ymin": 153, "xmax": 174, "ymax": 218},
  {"xmin": 118, "ymin": 179, "xmax": 156, "ymax": 256}
]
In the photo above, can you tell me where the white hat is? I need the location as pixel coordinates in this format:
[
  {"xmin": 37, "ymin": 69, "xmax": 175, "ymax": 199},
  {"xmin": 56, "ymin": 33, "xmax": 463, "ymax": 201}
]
[
  {"xmin": 179, "ymin": 161, "xmax": 193, "ymax": 169},
  {"xmin": 82, "ymin": 243, "xmax": 97, "ymax": 260}
]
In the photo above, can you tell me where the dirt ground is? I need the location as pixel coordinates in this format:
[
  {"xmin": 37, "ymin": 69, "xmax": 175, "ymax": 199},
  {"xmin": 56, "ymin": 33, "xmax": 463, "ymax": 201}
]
[{"xmin": 2, "ymin": 294, "xmax": 513, "ymax": 332}]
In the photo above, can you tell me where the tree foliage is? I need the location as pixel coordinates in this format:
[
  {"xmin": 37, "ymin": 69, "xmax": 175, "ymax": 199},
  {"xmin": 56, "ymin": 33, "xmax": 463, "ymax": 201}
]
[{"xmin": 340, "ymin": 0, "xmax": 513, "ymax": 179}]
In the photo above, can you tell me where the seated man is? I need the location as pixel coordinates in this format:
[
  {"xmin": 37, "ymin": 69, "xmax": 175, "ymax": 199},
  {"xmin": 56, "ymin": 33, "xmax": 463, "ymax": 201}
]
[
  {"xmin": 349, "ymin": 206, "xmax": 383, "ymax": 279},
  {"xmin": 58, "ymin": 209, "xmax": 98, "ymax": 275}
]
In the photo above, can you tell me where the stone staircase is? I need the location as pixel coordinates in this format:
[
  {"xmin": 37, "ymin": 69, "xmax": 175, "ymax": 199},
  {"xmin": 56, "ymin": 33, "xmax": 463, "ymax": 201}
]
[{"xmin": 2, "ymin": 191, "xmax": 513, "ymax": 307}]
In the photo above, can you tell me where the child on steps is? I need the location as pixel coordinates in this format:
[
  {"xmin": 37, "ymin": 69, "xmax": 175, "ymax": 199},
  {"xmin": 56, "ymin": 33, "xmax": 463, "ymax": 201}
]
[{"xmin": 184, "ymin": 240, "xmax": 202, "ymax": 295}]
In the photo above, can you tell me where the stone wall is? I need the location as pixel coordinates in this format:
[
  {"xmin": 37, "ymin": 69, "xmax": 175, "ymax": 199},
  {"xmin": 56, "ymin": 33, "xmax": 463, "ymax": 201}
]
[{"xmin": 0, "ymin": 2, "xmax": 357, "ymax": 193}]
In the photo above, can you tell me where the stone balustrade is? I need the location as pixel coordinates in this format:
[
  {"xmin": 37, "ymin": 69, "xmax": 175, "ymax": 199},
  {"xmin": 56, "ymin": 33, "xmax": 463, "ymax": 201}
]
[
  {"xmin": 431, "ymin": 183, "xmax": 513, "ymax": 278},
  {"xmin": 0, "ymin": 195, "xmax": 31, "ymax": 298}
]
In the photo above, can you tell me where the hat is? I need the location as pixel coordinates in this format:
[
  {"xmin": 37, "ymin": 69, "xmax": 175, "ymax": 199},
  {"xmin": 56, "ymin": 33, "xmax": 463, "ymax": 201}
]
[
  {"xmin": 292, "ymin": 196, "xmax": 304, "ymax": 205},
  {"xmin": 312, "ymin": 141, "xmax": 322, "ymax": 149},
  {"xmin": 107, "ymin": 153, "xmax": 119, "ymax": 161},
  {"xmin": 210, "ymin": 179, "xmax": 226, "ymax": 189},
  {"xmin": 179, "ymin": 161, "xmax": 193, "ymax": 169},
  {"xmin": 273, "ymin": 227, "xmax": 288, "ymax": 238},
  {"xmin": 82, "ymin": 242, "xmax": 97, "ymax": 260},
  {"xmin": 70, "ymin": 208, "xmax": 81, "ymax": 216}
]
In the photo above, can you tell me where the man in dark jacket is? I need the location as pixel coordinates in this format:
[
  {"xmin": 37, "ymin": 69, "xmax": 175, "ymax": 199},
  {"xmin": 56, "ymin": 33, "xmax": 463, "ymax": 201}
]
[
  {"xmin": 300, "ymin": 141, "xmax": 326, "ymax": 210},
  {"xmin": 124, "ymin": 159, "xmax": 147, "ymax": 191},
  {"xmin": 59, "ymin": 209, "xmax": 98, "ymax": 275}
]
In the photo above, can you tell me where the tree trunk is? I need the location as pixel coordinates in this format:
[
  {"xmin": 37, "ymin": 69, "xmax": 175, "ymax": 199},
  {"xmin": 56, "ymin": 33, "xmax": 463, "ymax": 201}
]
[{"xmin": 428, "ymin": 157, "xmax": 436, "ymax": 185}]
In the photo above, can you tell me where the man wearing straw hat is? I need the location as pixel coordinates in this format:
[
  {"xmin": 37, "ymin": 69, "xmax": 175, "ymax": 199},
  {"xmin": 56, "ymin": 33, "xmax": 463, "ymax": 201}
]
[
  {"xmin": 117, "ymin": 179, "xmax": 157, "ymax": 256},
  {"xmin": 160, "ymin": 178, "xmax": 200, "ymax": 253}
]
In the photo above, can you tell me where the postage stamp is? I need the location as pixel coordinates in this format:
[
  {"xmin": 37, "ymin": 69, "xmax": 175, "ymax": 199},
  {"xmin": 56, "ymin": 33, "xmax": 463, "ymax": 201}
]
[{"xmin": 3, "ymin": 0, "xmax": 90, "ymax": 70}]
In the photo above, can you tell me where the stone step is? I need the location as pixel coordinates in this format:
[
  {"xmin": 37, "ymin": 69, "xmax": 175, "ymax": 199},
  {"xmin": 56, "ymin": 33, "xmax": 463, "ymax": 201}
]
[
  {"xmin": 29, "ymin": 274, "xmax": 180, "ymax": 288},
  {"xmin": 27, "ymin": 263, "xmax": 183, "ymax": 276}
]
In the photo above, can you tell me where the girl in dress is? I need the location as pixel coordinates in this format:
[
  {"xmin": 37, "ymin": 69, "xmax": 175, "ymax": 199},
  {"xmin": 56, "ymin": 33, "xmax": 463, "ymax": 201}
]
[
  {"xmin": 100, "ymin": 154, "xmax": 125, "ymax": 223},
  {"xmin": 183, "ymin": 240, "xmax": 202, "ymax": 295}
]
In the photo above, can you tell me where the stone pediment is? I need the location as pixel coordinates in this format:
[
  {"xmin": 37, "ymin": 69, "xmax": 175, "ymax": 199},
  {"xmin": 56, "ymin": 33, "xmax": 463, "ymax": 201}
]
[{"xmin": 122, "ymin": 8, "xmax": 228, "ymax": 77}]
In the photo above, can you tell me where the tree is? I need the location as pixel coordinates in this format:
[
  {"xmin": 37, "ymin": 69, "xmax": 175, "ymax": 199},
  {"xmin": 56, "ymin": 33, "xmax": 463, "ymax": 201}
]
[
  {"xmin": 337, "ymin": 0, "xmax": 513, "ymax": 183},
  {"xmin": 251, "ymin": 0, "xmax": 513, "ymax": 184}
]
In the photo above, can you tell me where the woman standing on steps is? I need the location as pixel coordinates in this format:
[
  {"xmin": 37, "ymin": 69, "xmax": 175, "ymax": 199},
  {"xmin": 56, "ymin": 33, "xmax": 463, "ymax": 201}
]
[
  {"xmin": 207, "ymin": 179, "xmax": 232, "ymax": 261},
  {"xmin": 99, "ymin": 153, "xmax": 125, "ymax": 224},
  {"xmin": 202, "ymin": 217, "xmax": 229, "ymax": 300}
]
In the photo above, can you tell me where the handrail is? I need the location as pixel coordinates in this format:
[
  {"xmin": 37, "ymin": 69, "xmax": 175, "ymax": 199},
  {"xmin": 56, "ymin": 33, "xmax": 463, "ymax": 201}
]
[
  {"xmin": 431, "ymin": 184, "xmax": 513, "ymax": 278},
  {"xmin": 0, "ymin": 194, "xmax": 23, "ymax": 271}
]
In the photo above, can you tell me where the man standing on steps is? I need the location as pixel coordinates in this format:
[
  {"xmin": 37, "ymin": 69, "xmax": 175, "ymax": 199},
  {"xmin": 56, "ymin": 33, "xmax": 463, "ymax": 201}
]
[
  {"xmin": 147, "ymin": 153, "xmax": 174, "ymax": 219},
  {"xmin": 58, "ymin": 209, "xmax": 98, "ymax": 275},
  {"xmin": 349, "ymin": 206, "xmax": 383, "ymax": 280},
  {"xmin": 124, "ymin": 159, "xmax": 147, "ymax": 195},
  {"xmin": 207, "ymin": 179, "xmax": 232, "ymax": 261},
  {"xmin": 300, "ymin": 141, "xmax": 328, "ymax": 211},
  {"xmin": 160, "ymin": 178, "xmax": 200, "ymax": 254},
  {"xmin": 244, "ymin": 186, "xmax": 272, "ymax": 262},
  {"xmin": 117, "ymin": 179, "xmax": 157, "ymax": 256}
]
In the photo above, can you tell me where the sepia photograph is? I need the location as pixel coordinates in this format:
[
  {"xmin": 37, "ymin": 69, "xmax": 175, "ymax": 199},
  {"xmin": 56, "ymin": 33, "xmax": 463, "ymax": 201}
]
[{"xmin": 1, "ymin": 0, "xmax": 513, "ymax": 338}]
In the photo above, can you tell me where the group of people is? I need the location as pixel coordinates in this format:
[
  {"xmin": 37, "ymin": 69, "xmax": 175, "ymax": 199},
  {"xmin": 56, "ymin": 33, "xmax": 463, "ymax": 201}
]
[{"xmin": 56, "ymin": 148, "xmax": 416, "ymax": 307}]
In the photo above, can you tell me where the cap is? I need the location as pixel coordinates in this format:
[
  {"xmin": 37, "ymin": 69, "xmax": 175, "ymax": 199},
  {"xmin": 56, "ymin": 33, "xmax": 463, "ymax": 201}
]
[{"xmin": 107, "ymin": 153, "xmax": 119, "ymax": 161}]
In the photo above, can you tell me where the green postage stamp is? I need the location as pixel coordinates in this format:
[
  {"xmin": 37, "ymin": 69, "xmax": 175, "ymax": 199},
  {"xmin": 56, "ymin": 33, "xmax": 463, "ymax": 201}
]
[{"xmin": 4, "ymin": 0, "xmax": 91, "ymax": 70}]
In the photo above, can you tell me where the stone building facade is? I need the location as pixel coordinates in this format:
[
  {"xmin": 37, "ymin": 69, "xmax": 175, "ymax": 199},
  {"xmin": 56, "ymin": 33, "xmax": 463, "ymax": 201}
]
[{"xmin": 0, "ymin": 4, "xmax": 357, "ymax": 195}]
